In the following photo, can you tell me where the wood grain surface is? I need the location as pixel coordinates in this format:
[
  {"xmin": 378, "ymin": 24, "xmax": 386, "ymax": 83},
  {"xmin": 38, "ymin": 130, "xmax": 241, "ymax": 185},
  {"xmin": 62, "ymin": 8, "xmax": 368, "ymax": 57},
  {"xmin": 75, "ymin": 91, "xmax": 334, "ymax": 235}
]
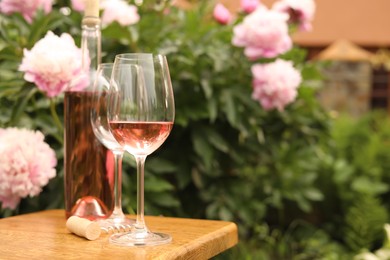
[{"xmin": 0, "ymin": 209, "xmax": 238, "ymax": 259}]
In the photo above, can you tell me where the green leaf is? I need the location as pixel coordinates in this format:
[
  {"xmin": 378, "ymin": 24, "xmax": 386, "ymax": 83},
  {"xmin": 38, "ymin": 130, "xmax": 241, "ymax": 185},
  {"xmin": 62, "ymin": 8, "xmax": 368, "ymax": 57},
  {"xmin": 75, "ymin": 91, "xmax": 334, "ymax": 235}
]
[
  {"xmin": 265, "ymin": 190, "xmax": 282, "ymax": 208},
  {"xmin": 333, "ymin": 159, "xmax": 354, "ymax": 184},
  {"xmin": 145, "ymin": 175, "xmax": 174, "ymax": 192},
  {"xmin": 207, "ymin": 98, "xmax": 218, "ymax": 122},
  {"xmin": 28, "ymin": 11, "xmax": 53, "ymax": 45},
  {"xmin": 206, "ymin": 202, "xmax": 219, "ymax": 218},
  {"xmin": 191, "ymin": 168, "xmax": 203, "ymax": 189},
  {"xmin": 102, "ymin": 22, "xmax": 130, "ymax": 40},
  {"xmin": 221, "ymin": 89, "xmax": 237, "ymax": 127},
  {"xmin": 146, "ymin": 158, "xmax": 178, "ymax": 174},
  {"xmin": 176, "ymin": 164, "xmax": 192, "ymax": 189},
  {"xmin": 200, "ymin": 78, "xmax": 212, "ymax": 99},
  {"xmin": 192, "ymin": 130, "xmax": 214, "ymax": 170},
  {"xmin": 351, "ymin": 177, "xmax": 389, "ymax": 195},
  {"xmin": 204, "ymin": 127, "xmax": 229, "ymax": 153},
  {"xmin": 296, "ymin": 196, "xmax": 311, "ymax": 212},
  {"xmin": 304, "ymin": 188, "xmax": 324, "ymax": 201},
  {"xmin": 219, "ymin": 206, "xmax": 233, "ymax": 221},
  {"xmin": 9, "ymin": 87, "xmax": 37, "ymax": 125},
  {"xmin": 148, "ymin": 192, "xmax": 180, "ymax": 208}
]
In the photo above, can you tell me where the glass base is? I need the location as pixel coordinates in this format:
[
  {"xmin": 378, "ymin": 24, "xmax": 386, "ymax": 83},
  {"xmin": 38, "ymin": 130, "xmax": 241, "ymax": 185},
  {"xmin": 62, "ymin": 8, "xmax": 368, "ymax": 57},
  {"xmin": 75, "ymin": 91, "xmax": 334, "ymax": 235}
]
[
  {"xmin": 109, "ymin": 231, "xmax": 172, "ymax": 246},
  {"xmin": 99, "ymin": 216, "xmax": 135, "ymax": 233}
]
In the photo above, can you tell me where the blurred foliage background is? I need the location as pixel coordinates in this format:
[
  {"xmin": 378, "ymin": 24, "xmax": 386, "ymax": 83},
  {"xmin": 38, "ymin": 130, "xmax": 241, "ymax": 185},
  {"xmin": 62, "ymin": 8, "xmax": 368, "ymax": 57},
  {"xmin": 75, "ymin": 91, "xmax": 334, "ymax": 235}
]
[{"xmin": 1, "ymin": 1, "xmax": 390, "ymax": 259}]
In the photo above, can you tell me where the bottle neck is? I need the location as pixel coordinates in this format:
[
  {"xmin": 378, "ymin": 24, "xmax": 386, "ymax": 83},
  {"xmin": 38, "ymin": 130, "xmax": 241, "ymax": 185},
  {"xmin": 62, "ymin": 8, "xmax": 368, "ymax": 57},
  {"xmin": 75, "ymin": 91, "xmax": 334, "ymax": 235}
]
[{"xmin": 81, "ymin": 17, "xmax": 101, "ymax": 89}]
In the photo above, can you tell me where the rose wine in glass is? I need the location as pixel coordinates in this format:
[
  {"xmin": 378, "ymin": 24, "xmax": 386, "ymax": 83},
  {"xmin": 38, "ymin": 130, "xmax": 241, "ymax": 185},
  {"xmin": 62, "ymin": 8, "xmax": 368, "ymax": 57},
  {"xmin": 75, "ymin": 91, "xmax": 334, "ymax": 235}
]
[
  {"xmin": 107, "ymin": 54, "xmax": 175, "ymax": 246},
  {"xmin": 90, "ymin": 63, "xmax": 135, "ymax": 231},
  {"xmin": 109, "ymin": 121, "xmax": 173, "ymax": 155}
]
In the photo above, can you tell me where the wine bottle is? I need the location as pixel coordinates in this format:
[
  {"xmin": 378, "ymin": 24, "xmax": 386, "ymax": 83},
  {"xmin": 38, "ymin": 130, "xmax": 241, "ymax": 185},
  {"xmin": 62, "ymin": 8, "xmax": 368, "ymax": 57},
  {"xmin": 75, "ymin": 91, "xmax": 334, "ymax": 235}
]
[{"xmin": 63, "ymin": 0, "xmax": 114, "ymax": 220}]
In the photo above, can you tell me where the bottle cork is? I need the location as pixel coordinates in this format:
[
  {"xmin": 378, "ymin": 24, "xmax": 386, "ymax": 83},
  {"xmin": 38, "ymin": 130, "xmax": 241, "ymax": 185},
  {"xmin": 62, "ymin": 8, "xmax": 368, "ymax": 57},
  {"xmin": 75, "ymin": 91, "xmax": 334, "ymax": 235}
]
[
  {"xmin": 66, "ymin": 216, "xmax": 101, "ymax": 241},
  {"xmin": 84, "ymin": 0, "xmax": 99, "ymax": 17},
  {"xmin": 83, "ymin": 0, "xmax": 100, "ymax": 26}
]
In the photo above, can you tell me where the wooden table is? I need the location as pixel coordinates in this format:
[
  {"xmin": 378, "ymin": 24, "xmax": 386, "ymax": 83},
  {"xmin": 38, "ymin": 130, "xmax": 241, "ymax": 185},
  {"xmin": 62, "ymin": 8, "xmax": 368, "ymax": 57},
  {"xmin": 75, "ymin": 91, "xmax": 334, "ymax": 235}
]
[{"xmin": 0, "ymin": 209, "xmax": 238, "ymax": 259}]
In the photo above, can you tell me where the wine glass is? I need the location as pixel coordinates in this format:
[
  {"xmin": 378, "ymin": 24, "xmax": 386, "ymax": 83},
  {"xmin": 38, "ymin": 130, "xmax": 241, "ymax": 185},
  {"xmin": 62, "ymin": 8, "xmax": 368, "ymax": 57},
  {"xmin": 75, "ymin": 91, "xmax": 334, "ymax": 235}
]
[
  {"xmin": 90, "ymin": 63, "xmax": 135, "ymax": 232},
  {"xmin": 107, "ymin": 53, "xmax": 175, "ymax": 246}
]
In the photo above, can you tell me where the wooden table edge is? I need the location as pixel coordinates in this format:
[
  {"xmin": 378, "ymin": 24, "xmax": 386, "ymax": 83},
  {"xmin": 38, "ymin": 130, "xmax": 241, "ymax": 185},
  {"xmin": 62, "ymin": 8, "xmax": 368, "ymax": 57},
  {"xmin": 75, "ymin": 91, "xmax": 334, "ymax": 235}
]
[{"xmin": 0, "ymin": 209, "xmax": 239, "ymax": 259}]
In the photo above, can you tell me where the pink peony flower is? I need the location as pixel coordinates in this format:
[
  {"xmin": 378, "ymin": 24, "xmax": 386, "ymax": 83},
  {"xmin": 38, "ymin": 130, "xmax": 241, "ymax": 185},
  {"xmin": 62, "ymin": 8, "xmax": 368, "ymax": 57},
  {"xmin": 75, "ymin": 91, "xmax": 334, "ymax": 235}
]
[
  {"xmin": 19, "ymin": 31, "xmax": 89, "ymax": 97},
  {"xmin": 251, "ymin": 59, "xmax": 301, "ymax": 111},
  {"xmin": 232, "ymin": 5, "xmax": 292, "ymax": 60},
  {"xmin": 273, "ymin": 0, "xmax": 316, "ymax": 32},
  {"xmin": 0, "ymin": 0, "xmax": 53, "ymax": 23},
  {"xmin": 71, "ymin": 0, "xmax": 85, "ymax": 12},
  {"xmin": 240, "ymin": 0, "xmax": 261, "ymax": 14},
  {"xmin": 101, "ymin": 0, "xmax": 140, "ymax": 27},
  {"xmin": 213, "ymin": 3, "xmax": 232, "ymax": 25},
  {"xmin": 0, "ymin": 128, "xmax": 57, "ymax": 210}
]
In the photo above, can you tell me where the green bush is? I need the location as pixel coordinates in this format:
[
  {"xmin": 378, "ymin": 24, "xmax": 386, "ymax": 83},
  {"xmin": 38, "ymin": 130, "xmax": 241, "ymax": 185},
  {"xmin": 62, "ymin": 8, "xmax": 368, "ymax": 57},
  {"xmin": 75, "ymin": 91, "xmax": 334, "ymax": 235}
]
[{"xmin": 318, "ymin": 112, "xmax": 390, "ymax": 254}]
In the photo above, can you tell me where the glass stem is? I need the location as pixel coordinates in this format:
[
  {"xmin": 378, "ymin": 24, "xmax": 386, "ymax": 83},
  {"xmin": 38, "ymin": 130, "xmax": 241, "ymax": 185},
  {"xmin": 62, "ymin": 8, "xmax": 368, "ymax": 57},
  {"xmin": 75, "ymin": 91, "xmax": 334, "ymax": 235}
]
[
  {"xmin": 111, "ymin": 150, "xmax": 125, "ymax": 219},
  {"xmin": 134, "ymin": 155, "xmax": 148, "ymax": 234}
]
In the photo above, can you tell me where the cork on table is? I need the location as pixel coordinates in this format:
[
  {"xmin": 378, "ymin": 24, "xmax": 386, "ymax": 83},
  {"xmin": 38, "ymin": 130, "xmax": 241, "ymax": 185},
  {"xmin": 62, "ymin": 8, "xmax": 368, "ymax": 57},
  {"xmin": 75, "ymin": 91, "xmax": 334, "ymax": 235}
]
[{"xmin": 0, "ymin": 209, "xmax": 238, "ymax": 259}]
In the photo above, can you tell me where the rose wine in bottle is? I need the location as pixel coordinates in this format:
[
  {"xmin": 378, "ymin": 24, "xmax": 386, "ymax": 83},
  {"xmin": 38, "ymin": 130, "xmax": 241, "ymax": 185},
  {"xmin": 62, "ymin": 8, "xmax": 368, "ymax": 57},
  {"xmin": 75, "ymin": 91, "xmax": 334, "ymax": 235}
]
[{"xmin": 64, "ymin": 0, "xmax": 114, "ymax": 220}]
